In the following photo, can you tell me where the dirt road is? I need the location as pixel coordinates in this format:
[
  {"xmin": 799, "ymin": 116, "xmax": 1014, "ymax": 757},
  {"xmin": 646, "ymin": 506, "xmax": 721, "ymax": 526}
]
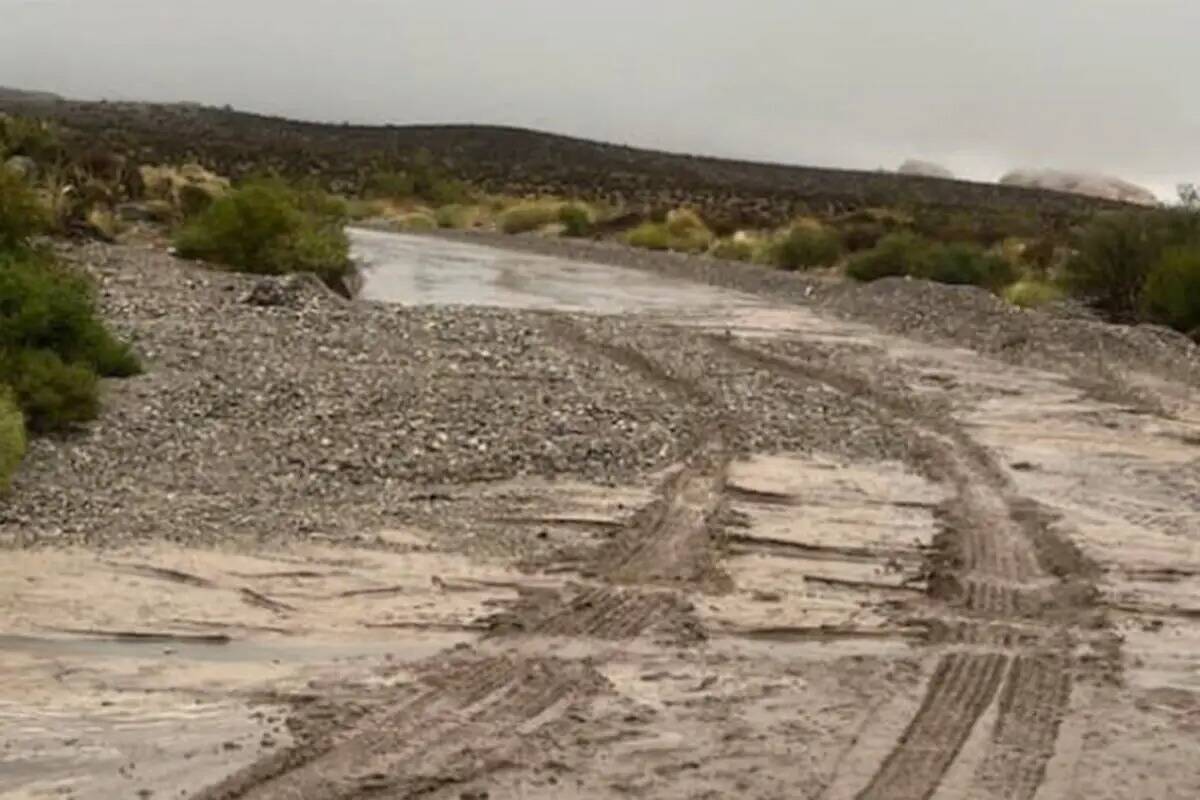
[{"xmin": 3, "ymin": 233, "xmax": 1199, "ymax": 799}]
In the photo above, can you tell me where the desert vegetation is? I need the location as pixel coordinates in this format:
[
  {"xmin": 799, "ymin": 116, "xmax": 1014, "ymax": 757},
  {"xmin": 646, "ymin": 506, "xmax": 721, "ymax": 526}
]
[
  {"xmin": 0, "ymin": 157, "xmax": 141, "ymax": 489},
  {"xmin": 173, "ymin": 179, "xmax": 352, "ymax": 287}
]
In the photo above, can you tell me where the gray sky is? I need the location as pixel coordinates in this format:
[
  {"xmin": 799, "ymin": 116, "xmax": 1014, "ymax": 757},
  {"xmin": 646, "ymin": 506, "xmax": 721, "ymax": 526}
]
[{"xmin": 3, "ymin": 0, "xmax": 1197, "ymax": 198}]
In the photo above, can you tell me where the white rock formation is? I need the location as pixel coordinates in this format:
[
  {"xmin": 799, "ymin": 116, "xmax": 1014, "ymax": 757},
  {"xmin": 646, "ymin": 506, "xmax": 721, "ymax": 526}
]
[
  {"xmin": 898, "ymin": 159, "xmax": 955, "ymax": 179},
  {"xmin": 999, "ymin": 168, "xmax": 1158, "ymax": 206}
]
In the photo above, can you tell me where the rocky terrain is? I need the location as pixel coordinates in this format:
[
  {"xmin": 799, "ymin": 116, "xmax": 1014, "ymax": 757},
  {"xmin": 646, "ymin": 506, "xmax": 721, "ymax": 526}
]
[
  {"xmin": 0, "ymin": 89, "xmax": 1130, "ymax": 229},
  {"xmin": 3, "ymin": 230, "xmax": 1200, "ymax": 799}
]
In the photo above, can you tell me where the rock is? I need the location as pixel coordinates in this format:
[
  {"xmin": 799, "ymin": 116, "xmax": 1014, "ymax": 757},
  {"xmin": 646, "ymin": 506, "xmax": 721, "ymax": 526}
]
[
  {"xmin": 898, "ymin": 159, "xmax": 955, "ymax": 179},
  {"xmin": 241, "ymin": 276, "xmax": 305, "ymax": 308},
  {"xmin": 999, "ymin": 169, "xmax": 1158, "ymax": 206},
  {"xmin": 4, "ymin": 155, "xmax": 37, "ymax": 181},
  {"xmin": 117, "ymin": 201, "xmax": 175, "ymax": 222}
]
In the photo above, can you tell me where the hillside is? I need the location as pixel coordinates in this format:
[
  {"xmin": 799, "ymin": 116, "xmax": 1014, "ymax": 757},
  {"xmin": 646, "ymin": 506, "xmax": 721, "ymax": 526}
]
[{"xmin": 0, "ymin": 91, "xmax": 1124, "ymax": 228}]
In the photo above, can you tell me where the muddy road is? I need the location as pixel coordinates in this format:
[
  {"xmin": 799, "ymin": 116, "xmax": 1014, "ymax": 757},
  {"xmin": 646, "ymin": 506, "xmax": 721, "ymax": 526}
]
[{"xmin": 3, "ymin": 232, "xmax": 1199, "ymax": 799}]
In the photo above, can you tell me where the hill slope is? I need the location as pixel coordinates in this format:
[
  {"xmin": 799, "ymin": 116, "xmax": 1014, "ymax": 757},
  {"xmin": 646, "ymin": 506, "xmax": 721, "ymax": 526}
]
[{"xmin": 0, "ymin": 91, "xmax": 1125, "ymax": 227}]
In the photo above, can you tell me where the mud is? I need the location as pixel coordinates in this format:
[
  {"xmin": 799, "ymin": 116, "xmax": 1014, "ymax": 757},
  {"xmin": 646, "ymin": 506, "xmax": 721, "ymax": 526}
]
[{"xmin": 4, "ymin": 232, "xmax": 1200, "ymax": 798}]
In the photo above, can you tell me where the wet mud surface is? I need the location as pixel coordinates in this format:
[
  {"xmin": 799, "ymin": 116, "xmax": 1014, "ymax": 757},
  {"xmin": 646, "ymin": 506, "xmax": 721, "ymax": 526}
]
[{"xmin": 3, "ymin": 233, "xmax": 1200, "ymax": 799}]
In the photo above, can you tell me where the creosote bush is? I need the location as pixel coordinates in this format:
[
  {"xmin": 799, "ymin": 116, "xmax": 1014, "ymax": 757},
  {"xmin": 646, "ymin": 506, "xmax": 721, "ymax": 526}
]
[
  {"xmin": 626, "ymin": 222, "xmax": 671, "ymax": 250},
  {"xmin": 393, "ymin": 210, "xmax": 439, "ymax": 232},
  {"xmin": 1140, "ymin": 246, "xmax": 1200, "ymax": 336},
  {"xmin": 0, "ymin": 165, "xmax": 48, "ymax": 249},
  {"xmin": 846, "ymin": 232, "xmax": 931, "ymax": 282},
  {"xmin": 174, "ymin": 179, "xmax": 352, "ymax": 286},
  {"xmin": 558, "ymin": 203, "xmax": 593, "ymax": 237},
  {"xmin": 498, "ymin": 202, "xmax": 562, "ymax": 234},
  {"xmin": 0, "ymin": 388, "xmax": 25, "ymax": 492},
  {"xmin": 911, "ymin": 242, "xmax": 1017, "ymax": 290},
  {"xmin": 710, "ymin": 234, "xmax": 759, "ymax": 262},
  {"xmin": 435, "ymin": 204, "xmax": 482, "ymax": 230},
  {"xmin": 766, "ymin": 225, "xmax": 842, "ymax": 270}
]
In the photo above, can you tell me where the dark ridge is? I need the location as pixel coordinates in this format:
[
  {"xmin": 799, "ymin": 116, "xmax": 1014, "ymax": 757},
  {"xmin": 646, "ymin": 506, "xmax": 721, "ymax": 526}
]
[{"xmin": 0, "ymin": 90, "xmax": 1128, "ymax": 228}]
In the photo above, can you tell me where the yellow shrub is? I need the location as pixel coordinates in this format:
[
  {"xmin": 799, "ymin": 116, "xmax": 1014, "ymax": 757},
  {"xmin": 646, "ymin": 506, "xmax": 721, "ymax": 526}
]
[{"xmin": 0, "ymin": 388, "xmax": 25, "ymax": 492}]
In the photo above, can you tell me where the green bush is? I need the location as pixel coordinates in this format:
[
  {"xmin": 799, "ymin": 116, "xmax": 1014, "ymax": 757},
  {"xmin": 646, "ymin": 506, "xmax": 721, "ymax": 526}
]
[
  {"xmin": 626, "ymin": 222, "xmax": 671, "ymax": 251},
  {"xmin": 912, "ymin": 242, "xmax": 1018, "ymax": 290},
  {"xmin": 0, "ymin": 251, "xmax": 139, "ymax": 376},
  {"xmin": 558, "ymin": 203, "xmax": 593, "ymax": 237},
  {"xmin": 0, "ymin": 388, "xmax": 25, "ymax": 491},
  {"xmin": 0, "ymin": 116, "xmax": 62, "ymax": 163},
  {"xmin": 0, "ymin": 251, "xmax": 140, "ymax": 433},
  {"xmin": 0, "ymin": 163, "xmax": 48, "ymax": 250},
  {"xmin": 366, "ymin": 152, "xmax": 471, "ymax": 205},
  {"xmin": 498, "ymin": 202, "xmax": 561, "ymax": 234},
  {"xmin": 1061, "ymin": 211, "xmax": 1171, "ymax": 321},
  {"xmin": 1, "ymin": 349, "xmax": 100, "ymax": 434},
  {"xmin": 846, "ymin": 232, "xmax": 932, "ymax": 282},
  {"xmin": 1141, "ymin": 246, "xmax": 1200, "ymax": 335},
  {"xmin": 767, "ymin": 225, "xmax": 843, "ymax": 270},
  {"xmin": 839, "ymin": 221, "xmax": 888, "ymax": 252},
  {"xmin": 174, "ymin": 180, "xmax": 352, "ymax": 285}
]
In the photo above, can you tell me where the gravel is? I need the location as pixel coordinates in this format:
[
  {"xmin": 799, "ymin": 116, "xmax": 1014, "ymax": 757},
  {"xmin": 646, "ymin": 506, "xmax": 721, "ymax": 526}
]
[
  {"xmin": 7, "ymin": 230, "xmax": 1198, "ymax": 550},
  {"xmin": 0, "ymin": 243, "xmax": 701, "ymax": 548}
]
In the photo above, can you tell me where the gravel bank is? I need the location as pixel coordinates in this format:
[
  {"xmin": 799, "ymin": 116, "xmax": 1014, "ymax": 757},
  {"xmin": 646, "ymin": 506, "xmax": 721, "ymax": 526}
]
[{"xmin": 1, "ymin": 243, "xmax": 705, "ymax": 548}]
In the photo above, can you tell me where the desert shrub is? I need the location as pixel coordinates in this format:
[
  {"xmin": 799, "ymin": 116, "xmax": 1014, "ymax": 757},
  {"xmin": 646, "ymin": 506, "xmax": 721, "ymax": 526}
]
[
  {"xmin": 0, "ymin": 116, "xmax": 62, "ymax": 163},
  {"xmin": 839, "ymin": 221, "xmax": 888, "ymax": 252},
  {"xmin": 0, "ymin": 164, "xmax": 47, "ymax": 250},
  {"xmin": 912, "ymin": 242, "xmax": 1018, "ymax": 290},
  {"xmin": 393, "ymin": 210, "xmax": 438, "ymax": 232},
  {"xmin": 767, "ymin": 225, "xmax": 842, "ymax": 270},
  {"xmin": 499, "ymin": 202, "xmax": 561, "ymax": 234},
  {"xmin": 662, "ymin": 208, "xmax": 714, "ymax": 252},
  {"xmin": 178, "ymin": 182, "xmax": 219, "ymax": 217},
  {"xmin": 364, "ymin": 171, "xmax": 416, "ymax": 199},
  {"xmin": 0, "ymin": 388, "xmax": 24, "ymax": 490},
  {"xmin": 0, "ymin": 250, "xmax": 140, "ymax": 377},
  {"xmin": 345, "ymin": 198, "xmax": 387, "ymax": 221},
  {"xmin": 435, "ymin": 204, "xmax": 482, "ymax": 229},
  {"xmin": 626, "ymin": 222, "xmax": 671, "ymax": 250},
  {"xmin": 1020, "ymin": 236, "xmax": 1058, "ymax": 273},
  {"xmin": 1, "ymin": 348, "xmax": 99, "ymax": 434},
  {"xmin": 140, "ymin": 164, "xmax": 230, "ymax": 219},
  {"xmin": 1004, "ymin": 279, "xmax": 1065, "ymax": 309},
  {"xmin": 174, "ymin": 180, "xmax": 352, "ymax": 285},
  {"xmin": 84, "ymin": 206, "xmax": 123, "ymax": 242},
  {"xmin": 846, "ymin": 232, "xmax": 932, "ymax": 282},
  {"xmin": 558, "ymin": 203, "xmax": 593, "ymax": 237},
  {"xmin": 1140, "ymin": 246, "xmax": 1200, "ymax": 335},
  {"xmin": 710, "ymin": 234, "xmax": 758, "ymax": 262},
  {"xmin": 1061, "ymin": 211, "xmax": 1173, "ymax": 321},
  {"xmin": 369, "ymin": 153, "xmax": 471, "ymax": 205}
]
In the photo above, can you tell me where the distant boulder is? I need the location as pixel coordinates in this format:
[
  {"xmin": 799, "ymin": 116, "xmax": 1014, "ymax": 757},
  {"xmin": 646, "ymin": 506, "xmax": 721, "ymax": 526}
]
[
  {"xmin": 898, "ymin": 159, "xmax": 955, "ymax": 179},
  {"xmin": 999, "ymin": 169, "xmax": 1158, "ymax": 206}
]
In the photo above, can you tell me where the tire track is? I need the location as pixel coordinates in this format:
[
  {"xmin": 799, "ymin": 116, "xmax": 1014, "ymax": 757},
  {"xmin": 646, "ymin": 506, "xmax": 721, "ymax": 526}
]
[
  {"xmin": 856, "ymin": 652, "xmax": 1008, "ymax": 800},
  {"xmin": 710, "ymin": 338, "xmax": 1098, "ymax": 800},
  {"xmin": 192, "ymin": 656, "xmax": 608, "ymax": 800},
  {"xmin": 973, "ymin": 654, "xmax": 1073, "ymax": 800},
  {"xmin": 546, "ymin": 319, "xmax": 732, "ymax": 592}
]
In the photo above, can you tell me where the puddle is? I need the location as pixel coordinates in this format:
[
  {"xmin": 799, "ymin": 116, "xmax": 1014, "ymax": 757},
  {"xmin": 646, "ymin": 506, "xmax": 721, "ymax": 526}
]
[{"xmin": 352, "ymin": 228, "xmax": 766, "ymax": 314}]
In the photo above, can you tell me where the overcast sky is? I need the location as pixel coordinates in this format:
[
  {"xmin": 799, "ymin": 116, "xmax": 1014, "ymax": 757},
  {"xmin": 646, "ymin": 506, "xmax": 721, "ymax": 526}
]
[{"xmin": 2, "ymin": 0, "xmax": 1196, "ymax": 198}]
